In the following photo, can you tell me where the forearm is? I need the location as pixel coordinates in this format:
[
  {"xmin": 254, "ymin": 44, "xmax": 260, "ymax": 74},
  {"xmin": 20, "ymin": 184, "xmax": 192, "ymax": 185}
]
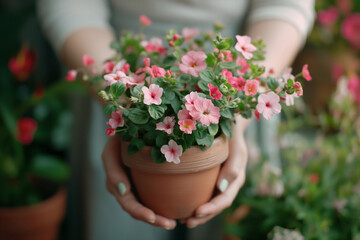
[
  {"xmin": 246, "ymin": 19, "xmax": 302, "ymax": 75},
  {"xmin": 61, "ymin": 27, "xmax": 115, "ymax": 104}
]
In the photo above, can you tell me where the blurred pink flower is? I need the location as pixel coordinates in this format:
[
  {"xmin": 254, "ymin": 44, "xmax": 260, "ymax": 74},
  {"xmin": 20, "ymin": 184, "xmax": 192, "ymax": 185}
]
[
  {"xmin": 317, "ymin": 7, "xmax": 339, "ymax": 26},
  {"xmin": 309, "ymin": 173, "xmax": 319, "ymax": 184},
  {"xmin": 16, "ymin": 118, "xmax": 38, "ymax": 145},
  {"xmin": 337, "ymin": 0, "xmax": 353, "ymax": 13},
  {"xmin": 127, "ymin": 73, "xmax": 146, "ymax": 86},
  {"xmin": 341, "ymin": 13, "xmax": 360, "ymax": 49},
  {"xmin": 302, "ymin": 64, "xmax": 312, "ymax": 81},
  {"xmin": 179, "ymin": 119, "xmax": 196, "ymax": 134},
  {"xmin": 142, "ymin": 84, "xmax": 163, "ymax": 105},
  {"xmin": 222, "ymin": 69, "xmax": 245, "ymax": 91},
  {"xmin": 142, "ymin": 37, "xmax": 167, "ymax": 55},
  {"xmin": 254, "ymin": 109, "xmax": 260, "ymax": 122},
  {"xmin": 256, "ymin": 92, "xmax": 281, "ymax": 120},
  {"xmin": 185, "ymin": 92, "xmax": 200, "ymax": 111},
  {"xmin": 8, "ymin": 46, "xmax": 36, "ymax": 81},
  {"xmin": 160, "ymin": 140, "xmax": 183, "ymax": 164},
  {"xmin": 179, "ymin": 51, "xmax": 207, "ymax": 77},
  {"xmin": 105, "ymin": 127, "xmax": 115, "ymax": 136},
  {"xmin": 348, "ymin": 75, "xmax": 360, "ymax": 104},
  {"xmin": 104, "ymin": 70, "xmax": 128, "ymax": 86},
  {"xmin": 82, "ymin": 54, "xmax": 94, "ymax": 66},
  {"xmin": 190, "ymin": 98, "xmax": 220, "ymax": 126},
  {"xmin": 156, "ymin": 116, "xmax": 175, "ymax": 134},
  {"xmin": 149, "ymin": 65, "xmax": 166, "ymax": 78},
  {"xmin": 208, "ymin": 83, "xmax": 222, "ymax": 100},
  {"xmin": 235, "ymin": 35, "xmax": 257, "ymax": 60},
  {"xmin": 65, "ymin": 70, "xmax": 77, "ymax": 82},
  {"xmin": 293, "ymin": 82, "xmax": 304, "ymax": 97},
  {"xmin": 331, "ymin": 63, "xmax": 344, "ymax": 81},
  {"xmin": 236, "ymin": 57, "xmax": 250, "ymax": 74},
  {"xmin": 139, "ymin": 15, "xmax": 152, "ymax": 26},
  {"xmin": 104, "ymin": 61, "xmax": 115, "ymax": 73},
  {"xmin": 244, "ymin": 79, "xmax": 259, "ymax": 96},
  {"xmin": 182, "ymin": 27, "xmax": 200, "ymax": 41}
]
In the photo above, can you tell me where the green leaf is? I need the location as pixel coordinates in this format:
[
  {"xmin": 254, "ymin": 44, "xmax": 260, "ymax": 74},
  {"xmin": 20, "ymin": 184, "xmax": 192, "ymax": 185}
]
[
  {"xmin": 163, "ymin": 56, "xmax": 177, "ymax": 66},
  {"xmin": 240, "ymin": 109, "xmax": 252, "ymax": 119},
  {"xmin": 110, "ymin": 41, "xmax": 122, "ymax": 51},
  {"xmin": 156, "ymin": 134, "xmax": 169, "ymax": 147},
  {"xmin": 220, "ymin": 119, "xmax": 232, "ymax": 138},
  {"xmin": 129, "ymin": 109, "xmax": 149, "ymax": 124},
  {"xmin": 170, "ymin": 96, "xmax": 182, "ymax": 113},
  {"xmin": 110, "ymin": 82, "xmax": 126, "ymax": 99},
  {"xmin": 128, "ymin": 123, "xmax": 139, "ymax": 137},
  {"xmin": 184, "ymin": 134, "xmax": 195, "ymax": 149},
  {"xmin": 149, "ymin": 105, "xmax": 166, "ymax": 120},
  {"xmin": 206, "ymin": 54, "xmax": 216, "ymax": 66},
  {"xmin": 103, "ymin": 104, "xmax": 117, "ymax": 115},
  {"xmin": 127, "ymin": 138, "xmax": 145, "ymax": 154},
  {"xmin": 170, "ymin": 66, "xmax": 180, "ymax": 72},
  {"xmin": 219, "ymin": 61, "xmax": 236, "ymax": 69},
  {"xmin": 131, "ymin": 85, "xmax": 144, "ymax": 97},
  {"xmin": 151, "ymin": 147, "xmax": 166, "ymax": 163},
  {"xmin": 197, "ymin": 80, "xmax": 210, "ymax": 92},
  {"xmin": 178, "ymin": 74, "xmax": 191, "ymax": 83},
  {"xmin": 225, "ymin": 38, "xmax": 234, "ymax": 48},
  {"xmin": 208, "ymin": 124, "xmax": 219, "ymax": 136},
  {"xmin": 195, "ymin": 133, "xmax": 214, "ymax": 148},
  {"xmin": 194, "ymin": 127, "xmax": 207, "ymax": 139},
  {"xmin": 220, "ymin": 109, "xmax": 234, "ymax": 120},
  {"xmin": 163, "ymin": 91, "xmax": 175, "ymax": 104},
  {"xmin": 30, "ymin": 155, "xmax": 69, "ymax": 182},
  {"xmin": 216, "ymin": 41, "xmax": 230, "ymax": 50},
  {"xmin": 267, "ymin": 77, "xmax": 279, "ymax": 91},
  {"xmin": 199, "ymin": 69, "xmax": 215, "ymax": 82},
  {"xmin": 287, "ymin": 78, "xmax": 294, "ymax": 87}
]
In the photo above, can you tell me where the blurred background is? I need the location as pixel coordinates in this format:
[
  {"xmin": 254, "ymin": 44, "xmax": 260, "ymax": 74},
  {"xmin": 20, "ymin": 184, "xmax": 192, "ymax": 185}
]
[{"xmin": 0, "ymin": 0, "xmax": 359, "ymax": 240}]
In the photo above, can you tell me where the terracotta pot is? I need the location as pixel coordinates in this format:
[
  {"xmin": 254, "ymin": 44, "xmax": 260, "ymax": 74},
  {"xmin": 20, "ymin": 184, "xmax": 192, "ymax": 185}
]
[
  {"xmin": 121, "ymin": 135, "xmax": 229, "ymax": 219},
  {"xmin": 0, "ymin": 188, "xmax": 67, "ymax": 240}
]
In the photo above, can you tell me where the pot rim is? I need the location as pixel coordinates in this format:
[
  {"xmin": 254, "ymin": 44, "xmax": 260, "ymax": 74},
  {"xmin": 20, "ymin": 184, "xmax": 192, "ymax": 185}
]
[{"xmin": 122, "ymin": 135, "xmax": 229, "ymax": 174}]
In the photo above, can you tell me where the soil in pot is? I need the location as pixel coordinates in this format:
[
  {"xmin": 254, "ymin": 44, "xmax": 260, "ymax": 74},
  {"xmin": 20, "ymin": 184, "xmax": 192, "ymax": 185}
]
[{"xmin": 121, "ymin": 135, "xmax": 229, "ymax": 219}]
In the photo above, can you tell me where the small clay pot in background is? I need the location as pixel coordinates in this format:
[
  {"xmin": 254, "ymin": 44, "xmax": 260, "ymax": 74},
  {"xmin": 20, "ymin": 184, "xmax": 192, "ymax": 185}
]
[
  {"xmin": 0, "ymin": 188, "xmax": 67, "ymax": 240},
  {"xmin": 121, "ymin": 135, "xmax": 229, "ymax": 219}
]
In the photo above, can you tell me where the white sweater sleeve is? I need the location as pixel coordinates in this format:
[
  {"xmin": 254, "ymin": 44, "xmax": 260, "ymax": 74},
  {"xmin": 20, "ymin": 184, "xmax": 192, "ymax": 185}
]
[
  {"xmin": 36, "ymin": 0, "xmax": 112, "ymax": 53},
  {"xmin": 248, "ymin": 0, "xmax": 315, "ymax": 44}
]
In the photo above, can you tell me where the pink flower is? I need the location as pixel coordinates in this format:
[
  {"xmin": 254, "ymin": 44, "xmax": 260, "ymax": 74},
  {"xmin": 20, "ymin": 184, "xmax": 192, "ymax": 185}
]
[
  {"xmin": 112, "ymin": 60, "xmax": 129, "ymax": 73},
  {"xmin": 222, "ymin": 50, "xmax": 233, "ymax": 62},
  {"xmin": 337, "ymin": 0, "xmax": 353, "ymax": 13},
  {"xmin": 185, "ymin": 92, "xmax": 200, "ymax": 111},
  {"xmin": 105, "ymin": 128, "xmax": 115, "ymax": 136},
  {"xmin": 256, "ymin": 92, "xmax": 281, "ymax": 120},
  {"xmin": 156, "ymin": 116, "xmax": 175, "ymax": 134},
  {"xmin": 142, "ymin": 37, "xmax": 167, "ymax": 55},
  {"xmin": 348, "ymin": 75, "xmax": 360, "ymax": 104},
  {"xmin": 331, "ymin": 63, "xmax": 344, "ymax": 81},
  {"xmin": 104, "ymin": 71, "xmax": 128, "ymax": 86},
  {"xmin": 160, "ymin": 140, "xmax": 183, "ymax": 164},
  {"xmin": 302, "ymin": 64, "xmax": 312, "ymax": 81},
  {"xmin": 149, "ymin": 65, "xmax": 166, "ymax": 78},
  {"xmin": 309, "ymin": 173, "xmax": 319, "ymax": 184},
  {"xmin": 8, "ymin": 46, "xmax": 36, "ymax": 81},
  {"xmin": 178, "ymin": 108, "xmax": 192, "ymax": 121},
  {"xmin": 104, "ymin": 61, "xmax": 115, "ymax": 73},
  {"xmin": 136, "ymin": 58, "xmax": 151, "ymax": 74},
  {"xmin": 235, "ymin": 35, "xmax": 257, "ymax": 60},
  {"xmin": 190, "ymin": 98, "xmax": 220, "ymax": 126},
  {"xmin": 179, "ymin": 51, "xmax": 207, "ymax": 77},
  {"xmin": 108, "ymin": 109, "xmax": 125, "ymax": 129},
  {"xmin": 285, "ymin": 93, "xmax": 297, "ymax": 106},
  {"xmin": 65, "ymin": 70, "xmax": 77, "ymax": 82},
  {"xmin": 317, "ymin": 7, "xmax": 339, "ymax": 26},
  {"xmin": 254, "ymin": 110, "xmax": 260, "ymax": 122},
  {"xmin": 16, "ymin": 118, "xmax": 38, "ymax": 145},
  {"xmin": 82, "ymin": 54, "xmax": 94, "ymax": 66},
  {"xmin": 244, "ymin": 80, "xmax": 259, "ymax": 96},
  {"xmin": 293, "ymin": 82, "xmax": 303, "ymax": 97},
  {"xmin": 182, "ymin": 27, "xmax": 200, "ymax": 41},
  {"xmin": 139, "ymin": 15, "xmax": 152, "ymax": 26},
  {"xmin": 179, "ymin": 119, "xmax": 196, "ymax": 134},
  {"xmin": 341, "ymin": 13, "xmax": 360, "ymax": 49},
  {"xmin": 222, "ymin": 69, "xmax": 245, "ymax": 91},
  {"xmin": 208, "ymin": 83, "xmax": 222, "ymax": 100},
  {"xmin": 142, "ymin": 84, "xmax": 163, "ymax": 105},
  {"xmin": 127, "ymin": 73, "xmax": 146, "ymax": 86},
  {"xmin": 236, "ymin": 57, "xmax": 250, "ymax": 74}
]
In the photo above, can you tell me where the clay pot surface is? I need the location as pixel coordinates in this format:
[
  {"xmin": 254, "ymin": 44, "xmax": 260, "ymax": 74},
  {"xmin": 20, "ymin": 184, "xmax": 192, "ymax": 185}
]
[
  {"xmin": 121, "ymin": 135, "xmax": 229, "ymax": 219},
  {"xmin": 0, "ymin": 188, "xmax": 67, "ymax": 240}
]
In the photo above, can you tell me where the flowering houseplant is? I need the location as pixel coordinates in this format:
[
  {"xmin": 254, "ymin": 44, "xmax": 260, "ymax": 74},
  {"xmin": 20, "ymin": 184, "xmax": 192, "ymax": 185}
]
[
  {"xmin": 224, "ymin": 76, "xmax": 360, "ymax": 239},
  {"xmin": 68, "ymin": 16, "xmax": 311, "ymax": 164}
]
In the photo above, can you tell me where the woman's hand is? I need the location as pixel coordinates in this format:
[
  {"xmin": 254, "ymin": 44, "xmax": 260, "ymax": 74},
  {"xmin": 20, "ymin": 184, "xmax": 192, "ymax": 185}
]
[
  {"xmin": 102, "ymin": 135, "xmax": 177, "ymax": 230},
  {"xmin": 185, "ymin": 116, "xmax": 250, "ymax": 228}
]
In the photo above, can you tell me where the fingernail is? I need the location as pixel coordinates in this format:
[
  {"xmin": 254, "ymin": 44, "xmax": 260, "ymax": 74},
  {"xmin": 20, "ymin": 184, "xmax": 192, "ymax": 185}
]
[
  {"xmin": 196, "ymin": 214, "xmax": 207, "ymax": 218},
  {"xmin": 118, "ymin": 182, "xmax": 127, "ymax": 196},
  {"xmin": 164, "ymin": 226, "xmax": 174, "ymax": 230},
  {"xmin": 147, "ymin": 219, "xmax": 155, "ymax": 224},
  {"xmin": 219, "ymin": 179, "xmax": 229, "ymax": 192},
  {"xmin": 188, "ymin": 224, "xmax": 197, "ymax": 229}
]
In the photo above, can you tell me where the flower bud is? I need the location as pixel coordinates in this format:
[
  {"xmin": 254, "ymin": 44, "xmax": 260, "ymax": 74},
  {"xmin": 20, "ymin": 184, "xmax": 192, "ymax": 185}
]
[{"xmin": 169, "ymin": 41, "xmax": 175, "ymax": 47}]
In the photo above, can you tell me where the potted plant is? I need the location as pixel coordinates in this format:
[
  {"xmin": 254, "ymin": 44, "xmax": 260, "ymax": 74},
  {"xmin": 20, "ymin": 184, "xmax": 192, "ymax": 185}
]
[
  {"xmin": 67, "ymin": 16, "xmax": 312, "ymax": 219},
  {"xmin": 0, "ymin": 46, "xmax": 74, "ymax": 240}
]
